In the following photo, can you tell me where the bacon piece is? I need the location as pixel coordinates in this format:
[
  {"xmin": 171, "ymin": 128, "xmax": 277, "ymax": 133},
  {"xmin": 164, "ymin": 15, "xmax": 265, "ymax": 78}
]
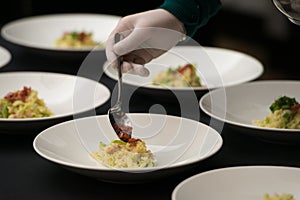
[
  {"xmin": 77, "ymin": 32, "xmax": 88, "ymax": 42},
  {"xmin": 291, "ymin": 103, "xmax": 300, "ymax": 113},
  {"xmin": 118, "ymin": 132, "xmax": 131, "ymax": 142},
  {"xmin": 4, "ymin": 86, "xmax": 31, "ymax": 102},
  {"xmin": 177, "ymin": 63, "xmax": 193, "ymax": 74},
  {"xmin": 127, "ymin": 138, "xmax": 141, "ymax": 147},
  {"xmin": 113, "ymin": 123, "xmax": 132, "ymax": 142}
]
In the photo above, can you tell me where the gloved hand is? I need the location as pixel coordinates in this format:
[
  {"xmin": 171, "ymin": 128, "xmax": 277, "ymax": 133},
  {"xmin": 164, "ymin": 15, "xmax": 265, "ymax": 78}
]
[{"xmin": 105, "ymin": 9, "xmax": 186, "ymax": 76}]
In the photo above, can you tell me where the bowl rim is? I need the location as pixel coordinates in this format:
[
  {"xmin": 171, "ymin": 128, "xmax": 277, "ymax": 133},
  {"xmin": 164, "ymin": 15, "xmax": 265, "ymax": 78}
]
[{"xmin": 172, "ymin": 165, "xmax": 300, "ymax": 200}]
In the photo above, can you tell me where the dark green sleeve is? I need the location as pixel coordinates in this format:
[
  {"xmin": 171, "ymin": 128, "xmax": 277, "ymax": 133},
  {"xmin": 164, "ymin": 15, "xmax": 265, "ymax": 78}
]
[{"xmin": 159, "ymin": 0, "xmax": 222, "ymax": 37}]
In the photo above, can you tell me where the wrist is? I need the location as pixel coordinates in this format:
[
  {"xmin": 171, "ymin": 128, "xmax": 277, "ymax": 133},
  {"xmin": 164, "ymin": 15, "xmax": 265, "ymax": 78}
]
[{"xmin": 159, "ymin": 0, "xmax": 222, "ymax": 37}]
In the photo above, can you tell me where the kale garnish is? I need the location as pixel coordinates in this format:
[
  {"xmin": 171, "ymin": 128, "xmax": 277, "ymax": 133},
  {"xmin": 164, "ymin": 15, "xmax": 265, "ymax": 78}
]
[{"xmin": 270, "ymin": 96, "xmax": 298, "ymax": 113}]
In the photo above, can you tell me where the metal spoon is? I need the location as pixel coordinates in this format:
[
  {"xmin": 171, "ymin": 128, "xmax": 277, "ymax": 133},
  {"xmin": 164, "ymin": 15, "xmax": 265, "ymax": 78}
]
[{"xmin": 108, "ymin": 33, "xmax": 132, "ymax": 142}]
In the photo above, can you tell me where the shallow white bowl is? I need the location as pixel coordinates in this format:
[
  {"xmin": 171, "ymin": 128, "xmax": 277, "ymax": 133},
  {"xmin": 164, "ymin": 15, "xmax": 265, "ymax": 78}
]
[
  {"xmin": 33, "ymin": 113, "xmax": 223, "ymax": 183},
  {"xmin": 0, "ymin": 71, "xmax": 110, "ymax": 133},
  {"xmin": 103, "ymin": 45, "xmax": 264, "ymax": 100},
  {"xmin": 172, "ymin": 166, "xmax": 300, "ymax": 200},
  {"xmin": 1, "ymin": 13, "xmax": 121, "ymax": 51},
  {"xmin": 0, "ymin": 46, "xmax": 11, "ymax": 68},
  {"xmin": 200, "ymin": 80, "xmax": 300, "ymax": 144}
]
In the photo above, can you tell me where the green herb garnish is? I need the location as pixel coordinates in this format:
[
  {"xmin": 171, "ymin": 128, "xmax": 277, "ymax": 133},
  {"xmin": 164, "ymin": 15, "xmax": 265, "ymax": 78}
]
[
  {"xmin": 270, "ymin": 96, "xmax": 298, "ymax": 113},
  {"xmin": 112, "ymin": 140, "xmax": 126, "ymax": 145}
]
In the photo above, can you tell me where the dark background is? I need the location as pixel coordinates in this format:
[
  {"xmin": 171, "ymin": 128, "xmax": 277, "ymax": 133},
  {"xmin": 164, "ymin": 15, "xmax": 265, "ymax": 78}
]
[{"xmin": 0, "ymin": 0, "xmax": 299, "ymax": 79}]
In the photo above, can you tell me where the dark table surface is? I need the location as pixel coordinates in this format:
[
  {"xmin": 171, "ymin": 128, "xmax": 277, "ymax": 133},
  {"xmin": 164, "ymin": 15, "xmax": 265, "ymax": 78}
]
[{"xmin": 1, "ymin": 36, "xmax": 300, "ymax": 200}]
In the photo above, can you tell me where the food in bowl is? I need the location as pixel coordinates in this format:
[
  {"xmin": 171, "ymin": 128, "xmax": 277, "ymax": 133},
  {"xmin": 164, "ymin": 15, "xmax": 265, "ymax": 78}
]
[
  {"xmin": 264, "ymin": 193, "xmax": 294, "ymax": 200},
  {"xmin": 55, "ymin": 31, "xmax": 103, "ymax": 48},
  {"xmin": 91, "ymin": 137, "xmax": 156, "ymax": 168},
  {"xmin": 0, "ymin": 86, "xmax": 53, "ymax": 118},
  {"xmin": 152, "ymin": 63, "xmax": 202, "ymax": 87},
  {"xmin": 253, "ymin": 96, "xmax": 300, "ymax": 129}
]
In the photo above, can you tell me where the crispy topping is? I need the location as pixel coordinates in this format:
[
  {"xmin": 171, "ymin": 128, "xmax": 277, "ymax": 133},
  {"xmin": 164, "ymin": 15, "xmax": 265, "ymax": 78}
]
[
  {"xmin": 4, "ymin": 86, "xmax": 31, "ymax": 102},
  {"xmin": 77, "ymin": 32, "xmax": 89, "ymax": 42},
  {"xmin": 177, "ymin": 63, "xmax": 193, "ymax": 74},
  {"xmin": 113, "ymin": 123, "xmax": 132, "ymax": 142},
  {"xmin": 127, "ymin": 138, "xmax": 141, "ymax": 147},
  {"xmin": 291, "ymin": 103, "xmax": 300, "ymax": 113}
]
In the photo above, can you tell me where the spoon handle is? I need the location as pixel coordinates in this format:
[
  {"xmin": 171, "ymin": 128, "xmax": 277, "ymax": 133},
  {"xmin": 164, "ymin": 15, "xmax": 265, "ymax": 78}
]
[{"xmin": 115, "ymin": 33, "xmax": 123, "ymax": 105}]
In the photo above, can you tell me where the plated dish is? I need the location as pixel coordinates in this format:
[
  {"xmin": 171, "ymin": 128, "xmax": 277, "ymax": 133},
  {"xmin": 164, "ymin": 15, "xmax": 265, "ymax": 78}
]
[
  {"xmin": 55, "ymin": 31, "xmax": 104, "ymax": 48},
  {"xmin": 0, "ymin": 46, "xmax": 11, "ymax": 68},
  {"xmin": 103, "ymin": 45, "xmax": 264, "ymax": 100},
  {"xmin": 253, "ymin": 96, "xmax": 300, "ymax": 129},
  {"xmin": 33, "ymin": 113, "xmax": 223, "ymax": 183},
  {"xmin": 91, "ymin": 138, "xmax": 157, "ymax": 168},
  {"xmin": 264, "ymin": 193, "xmax": 295, "ymax": 200},
  {"xmin": 0, "ymin": 72, "xmax": 110, "ymax": 133},
  {"xmin": 0, "ymin": 86, "xmax": 53, "ymax": 118},
  {"xmin": 1, "ymin": 13, "xmax": 121, "ymax": 51},
  {"xmin": 152, "ymin": 63, "xmax": 202, "ymax": 87},
  {"xmin": 172, "ymin": 166, "xmax": 300, "ymax": 200},
  {"xmin": 199, "ymin": 80, "xmax": 300, "ymax": 144}
]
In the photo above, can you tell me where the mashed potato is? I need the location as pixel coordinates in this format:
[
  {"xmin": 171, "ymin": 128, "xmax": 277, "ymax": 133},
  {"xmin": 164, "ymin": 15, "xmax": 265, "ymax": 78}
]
[
  {"xmin": 0, "ymin": 86, "xmax": 53, "ymax": 118},
  {"xmin": 264, "ymin": 193, "xmax": 294, "ymax": 200},
  {"xmin": 253, "ymin": 96, "xmax": 300, "ymax": 129},
  {"xmin": 91, "ymin": 138, "xmax": 156, "ymax": 168},
  {"xmin": 152, "ymin": 63, "xmax": 201, "ymax": 87}
]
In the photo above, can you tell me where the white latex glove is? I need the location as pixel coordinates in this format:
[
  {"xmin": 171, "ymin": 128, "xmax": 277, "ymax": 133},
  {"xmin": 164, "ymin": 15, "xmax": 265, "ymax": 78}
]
[{"xmin": 105, "ymin": 9, "xmax": 186, "ymax": 77}]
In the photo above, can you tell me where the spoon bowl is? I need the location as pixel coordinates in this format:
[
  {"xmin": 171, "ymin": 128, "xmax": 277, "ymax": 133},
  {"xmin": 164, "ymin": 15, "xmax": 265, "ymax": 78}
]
[
  {"xmin": 108, "ymin": 33, "xmax": 132, "ymax": 142},
  {"xmin": 108, "ymin": 102, "xmax": 132, "ymax": 141}
]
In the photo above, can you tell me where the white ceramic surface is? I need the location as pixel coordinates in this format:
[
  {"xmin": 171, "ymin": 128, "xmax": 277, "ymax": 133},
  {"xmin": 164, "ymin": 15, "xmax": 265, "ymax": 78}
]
[
  {"xmin": 199, "ymin": 80, "xmax": 300, "ymax": 143},
  {"xmin": 103, "ymin": 45, "xmax": 264, "ymax": 91},
  {"xmin": 172, "ymin": 166, "xmax": 300, "ymax": 200},
  {"xmin": 33, "ymin": 113, "xmax": 223, "ymax": 183},
  {"xmin": 0, "ymin": 46, "xmax": 11, "ymax": 68},
  {"xmin": 0, "ymin": 72, "xmax": 110, "ymax": 132},
  {"xmin": 1, "ymin": 13, "xmax": 121, "ymax": 51}
]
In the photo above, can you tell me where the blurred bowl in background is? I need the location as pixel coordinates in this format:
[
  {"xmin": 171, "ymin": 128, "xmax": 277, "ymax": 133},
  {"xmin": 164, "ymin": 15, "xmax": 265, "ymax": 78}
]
[
  {"xmin": 0, "ymin": 45, "xmax": 11, "ymax": 68},
  {"xmin": 1, "ymin": 13, "xmax": 121, "ymax": 52},
  {"xmin": 0, "ymin": 71, "xmax": 110, "ymax": 134},
  {"xmin": 200, "ymin": 80, "xmax": 300, "ymax": 144},
  {"xmin": 172, "ymin": 165, "xmax": 300, "ymax": 200},
  {"xmin": 103, "ymin": 45, "xmax": 264, "ymax": 102}
]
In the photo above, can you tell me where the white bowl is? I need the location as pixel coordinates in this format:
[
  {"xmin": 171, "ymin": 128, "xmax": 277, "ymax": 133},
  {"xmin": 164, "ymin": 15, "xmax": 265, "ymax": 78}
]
[
  {"xmin": 200, "ymin": 80, "xmax": 300, "ymax": 144},
  {"xmin": 33, "ymin": 113, "xmax": 223, "ymax": 183},
  {"xmin": 172, "ymin": 166, "xmax": 300, "ymax": 200},
  {"xmin": 103, "ymin": 45, "xmax": 264, "ymax": 100},
  {"xmin": 0, "ymin": 71, "xmax": 110, "ymax": 133},
  {"xmin": 0, "ymin": 46, "xmax": 11, "ymax": 68},
  {"xmin": 1, "ymin": 13, "xmax": 121, "ymax": 51}
]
